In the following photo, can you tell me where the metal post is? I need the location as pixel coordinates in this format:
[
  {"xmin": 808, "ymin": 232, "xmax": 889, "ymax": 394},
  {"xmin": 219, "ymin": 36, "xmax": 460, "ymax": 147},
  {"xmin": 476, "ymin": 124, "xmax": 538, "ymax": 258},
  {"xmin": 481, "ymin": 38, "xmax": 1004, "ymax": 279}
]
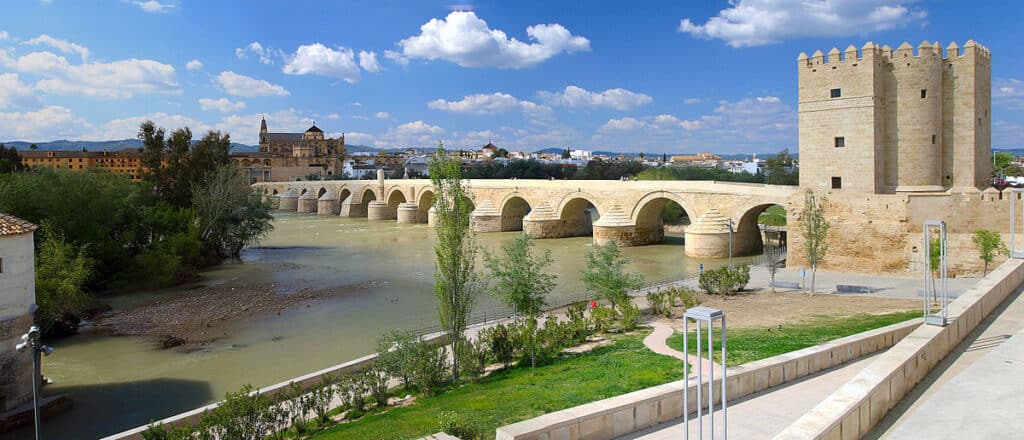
[
  {"xmin": 708, "ymin": 320, "xmax": 714, "ymax": 440},
  {"xmin": 683, "ymin": 316, "xmax": 689, "ymax": 440},
  {"xmin": 721, "ymin": 315, "xmax": 727, "ymax": 440},
  {"xmin": 923, "ymin": 220, "xmax": 949, "ymax": 326},
  {"xmin": 696, "ymin": 319, "xmax": 703, "ymax": 437},
  {"xmin": 684, "ymin": 306, "xmax": 727, "ymax": 439},
  {"xmin": 16, "ymin": 325, "xmax": 52, "ymax": 440},
  {"xmin": 728, "ymin": 219, "xmax": 734, "ymax": 269}
]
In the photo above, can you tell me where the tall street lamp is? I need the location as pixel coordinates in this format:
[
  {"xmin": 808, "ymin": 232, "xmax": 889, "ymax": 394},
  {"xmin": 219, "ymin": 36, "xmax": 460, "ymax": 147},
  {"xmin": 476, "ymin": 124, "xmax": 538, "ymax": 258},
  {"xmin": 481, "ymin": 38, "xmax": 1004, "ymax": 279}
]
[{"xmin": 16, "ymin": 325, "xmax": 54, "ymax": 440}]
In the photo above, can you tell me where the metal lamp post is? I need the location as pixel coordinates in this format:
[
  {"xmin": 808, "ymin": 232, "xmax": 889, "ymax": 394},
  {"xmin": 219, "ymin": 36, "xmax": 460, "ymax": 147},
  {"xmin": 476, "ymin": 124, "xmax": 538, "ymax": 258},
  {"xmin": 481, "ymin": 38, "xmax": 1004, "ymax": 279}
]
[
  {"xmin": 16, "ymin": 325, "xmax": 54, "ymax": 440},
  {"xmin": 684, "ymin": 306, "xmax": 727, "ymax": 440},
  {"xmin": 922, "ymin": 221, "xmax": 949, "ymax": 326}
]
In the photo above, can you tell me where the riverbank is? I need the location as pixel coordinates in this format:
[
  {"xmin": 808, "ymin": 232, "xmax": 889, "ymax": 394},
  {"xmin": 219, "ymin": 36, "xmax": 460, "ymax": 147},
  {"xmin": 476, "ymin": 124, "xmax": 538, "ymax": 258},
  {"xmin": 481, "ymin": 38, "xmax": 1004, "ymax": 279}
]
[{"xmin": 91, "ymin": 280, "xmax": 385, "ymax": 350}]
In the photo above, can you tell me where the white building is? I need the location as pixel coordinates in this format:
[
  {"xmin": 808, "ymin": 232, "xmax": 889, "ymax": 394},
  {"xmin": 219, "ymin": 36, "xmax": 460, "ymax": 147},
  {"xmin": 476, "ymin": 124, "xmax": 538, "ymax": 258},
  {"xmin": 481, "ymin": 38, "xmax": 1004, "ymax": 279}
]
[
  {"xmin": 570, "ymin": 149, "xmax": 593, "ymax": 160},
  {"xmin": 0, "ymin": 213, "xmax": 37, "ymax": 417}
]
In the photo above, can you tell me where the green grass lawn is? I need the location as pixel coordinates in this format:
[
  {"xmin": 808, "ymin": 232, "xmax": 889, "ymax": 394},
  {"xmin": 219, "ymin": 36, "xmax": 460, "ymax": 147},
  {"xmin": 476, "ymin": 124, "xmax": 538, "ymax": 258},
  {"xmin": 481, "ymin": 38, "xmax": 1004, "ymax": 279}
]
[
  {"xmin": 666, "ymin": 311, "xmax": 921, "ymax": 366},
  {"xmin": 311, "ymin": 333, "xmax": 683, "ymax": 440}
]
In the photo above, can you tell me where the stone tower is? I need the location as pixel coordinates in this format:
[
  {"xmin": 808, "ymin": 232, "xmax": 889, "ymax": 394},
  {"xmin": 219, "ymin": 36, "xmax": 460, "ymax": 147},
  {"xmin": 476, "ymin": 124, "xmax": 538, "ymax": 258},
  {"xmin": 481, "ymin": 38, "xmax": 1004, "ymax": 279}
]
[{"xmin": 797, "ymin": 40, "xmax": 992, "ymax": 194}]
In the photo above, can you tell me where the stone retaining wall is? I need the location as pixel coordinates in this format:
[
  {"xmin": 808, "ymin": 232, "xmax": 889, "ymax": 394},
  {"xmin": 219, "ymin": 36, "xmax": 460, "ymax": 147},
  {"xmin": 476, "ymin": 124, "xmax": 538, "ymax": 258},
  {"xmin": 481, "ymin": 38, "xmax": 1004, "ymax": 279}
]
[
  {"xmin": 772, "ymin": 257, "xmax": 1024, "ymax": 439},
  {"xmin": 495, "ymin": 318, "xmax": 920, "ymax": 440}
]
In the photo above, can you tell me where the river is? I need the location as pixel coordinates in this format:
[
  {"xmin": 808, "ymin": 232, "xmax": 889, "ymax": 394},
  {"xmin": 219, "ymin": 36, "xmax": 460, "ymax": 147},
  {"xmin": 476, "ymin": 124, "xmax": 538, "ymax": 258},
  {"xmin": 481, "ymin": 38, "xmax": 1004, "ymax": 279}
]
[{"xmin": 16, "ymin": 211, "xmax": 746, "ymax": 439}]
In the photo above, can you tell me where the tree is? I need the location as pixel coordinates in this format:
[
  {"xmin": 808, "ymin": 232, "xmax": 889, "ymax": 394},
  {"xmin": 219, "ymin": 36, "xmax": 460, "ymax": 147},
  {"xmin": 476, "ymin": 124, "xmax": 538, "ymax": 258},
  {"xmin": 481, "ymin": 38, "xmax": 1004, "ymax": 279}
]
[
  {"xmin": 581, "ymin": 240, "xmax": 644, "ymax": 311},
  {"xmin": 191, "ymin": 165, "xmax": 274, "ymax": 259},
  {"xmin": 428, "ymin": 142, "xmax": 480, "ymax": 382},
  {"xmin": 766, "ymin": 250, "xmax": 783, "ymax": 293},
  {"xmin": 0, "ymin": 144, "xmax": 25, "ymax": 173},
  {"xmin": 138, "ymin": 121, "xmax": 232, "ymax": 208},
  {"xmin": 29, "ymin": 143, "xmax": 38, "ymax": 151},
  {"xmin": 561, "ymin": 148, "xmax": 571, "ymax": 159},
  {"xmin": 483, "ymin": 234, "xmax": 556, "ymax": 369},
  {"xmin": 973, "ymin": 229, "xmax": 1007, "ymax": 276},
  {"xmin": 801, "ymin": 189, "xmax": 829, "ymax": 295},
  {"xmin": 495, "ymin": 148, "xmax": 509, "ymax": 158},
  {"xmin": 35, "ymin": 223, "xmax": 94, "ymax": 337},
  {"xmin": 993, "ymin": 152, "xmax": 1024, "ymax": 178},
  {"xmin": 374, "ymin": 329, "xmax": 420, "ymax": 389}
]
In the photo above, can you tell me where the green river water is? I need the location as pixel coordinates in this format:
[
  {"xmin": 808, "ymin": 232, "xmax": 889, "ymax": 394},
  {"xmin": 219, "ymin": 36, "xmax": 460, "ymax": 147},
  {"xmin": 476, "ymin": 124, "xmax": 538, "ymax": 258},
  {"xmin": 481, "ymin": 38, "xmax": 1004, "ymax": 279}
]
[{"xmin": 16, "ymin": 212, "xmax": 745, "ymax": 439}]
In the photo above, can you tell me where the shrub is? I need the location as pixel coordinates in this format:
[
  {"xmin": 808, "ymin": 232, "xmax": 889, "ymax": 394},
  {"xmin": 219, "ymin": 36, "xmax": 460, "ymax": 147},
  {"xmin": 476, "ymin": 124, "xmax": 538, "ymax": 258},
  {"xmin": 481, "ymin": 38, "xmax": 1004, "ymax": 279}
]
[
  {"xmin": 338, "ymin": 372, "xmax": 368, "ymax": 412},
  {"xmin": 284, "ymin": 382, "xmax": 313, "ymax": 434},
  {"xmin": 732, "ymin": 265, "xmax": 751, "ymax": 291},
  {"xmin": 479, "ymin": 323, "xmax": 515, "ymax": 369},
  {"xmin": 203, "ymin": 384, "xmax": 272, "ymax": 440},
  {"xmin": 699, "ymin": 266, "xmax": 750, "ymax": 298},
  {"xmin": 364, "ymin": 366, "xmax": 391, "ymax": 408},
  {"xmin": 672, "ymin": 286, "xmax": 701, "ymax": 309},
  {"xmin": 567, "ymin": 301, "xmax": 587, "ymax": 323},
  {"xmin": 410, "ymin": 345, "xmax": 449, "ymax": 396},
  {"xmin": 437, "ymin": 410, "xmax": 483, "ymax": 440},
  {"xmin": 619, "ymin": 302, "xmax": 642, "ymax": 331},
  {"xmin": 375, "ymin": 329, "xmax": 420, "ymax": 389},
  {"xmin": 646, "ymin": 289, "xmax": 672, "ymax": 317},
  {"xmin": 307, "ymin": 375, "xmax": 337, "ymax": 424},
  {"xmin": 457, "ymin": 337, "xmax": 490, "ymax": 382},
  {"xmin": 590, "ymin": 305, "xmax": 616, "ymax": 333}
]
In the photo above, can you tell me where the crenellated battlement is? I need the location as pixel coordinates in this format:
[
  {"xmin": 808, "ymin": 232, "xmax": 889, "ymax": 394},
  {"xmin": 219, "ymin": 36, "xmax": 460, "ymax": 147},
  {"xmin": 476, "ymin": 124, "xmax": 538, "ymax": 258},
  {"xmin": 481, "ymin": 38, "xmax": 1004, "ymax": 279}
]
[{"xmin": 798, "ymin": 40, "xmax": 991, "ymax": 67}]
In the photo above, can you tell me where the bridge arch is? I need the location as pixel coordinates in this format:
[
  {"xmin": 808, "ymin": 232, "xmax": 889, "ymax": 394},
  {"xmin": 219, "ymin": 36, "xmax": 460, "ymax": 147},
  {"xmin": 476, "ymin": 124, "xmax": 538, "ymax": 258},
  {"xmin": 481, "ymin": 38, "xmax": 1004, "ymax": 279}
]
[
  {"xmin": 733, "ymin": 202, "xmax": 788, "ymax": 255},
  {"xmin": 387, "ymin": 187, "xmax": 408, "ymax": 215},
  {"xmin": 317, "ymin": 187, "xmax": 327, "ymax": 198},
  {"xmin": 299, "ymin": 188, "xmax": 308, "ymax": 196},
  {"xmin": 499, "ymin": 194, "xmax": 532, "ymax": 231},
  {"xmin": 337, "ymin": 187, "xmax": 352, "ymax": 205},
  {"xmin": 417, "ymin": 190, "xmax": 435, "ymax": 224},
  {"xmin": 631, "ymin": 192, "xmax": 695, "ymax": 245},
  {"xmin": 556, "ymin": 193, "xmax": 602, "ymax": 237}
]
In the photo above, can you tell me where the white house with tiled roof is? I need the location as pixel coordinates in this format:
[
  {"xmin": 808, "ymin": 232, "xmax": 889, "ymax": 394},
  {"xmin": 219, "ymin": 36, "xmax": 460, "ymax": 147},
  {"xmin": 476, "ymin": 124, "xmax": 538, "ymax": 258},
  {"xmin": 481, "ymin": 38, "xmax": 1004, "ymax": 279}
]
[{"xmin": 0, "ymin": 212, "xmax": 37, "ymax": 417}]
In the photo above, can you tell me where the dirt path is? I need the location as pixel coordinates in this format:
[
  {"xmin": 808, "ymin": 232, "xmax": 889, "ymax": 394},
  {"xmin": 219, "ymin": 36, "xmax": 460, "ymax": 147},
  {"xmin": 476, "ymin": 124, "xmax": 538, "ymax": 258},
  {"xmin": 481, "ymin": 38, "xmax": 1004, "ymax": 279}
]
[{"xmin": 644, "ymin": 320, "xmax": 721, "ymax": 375}]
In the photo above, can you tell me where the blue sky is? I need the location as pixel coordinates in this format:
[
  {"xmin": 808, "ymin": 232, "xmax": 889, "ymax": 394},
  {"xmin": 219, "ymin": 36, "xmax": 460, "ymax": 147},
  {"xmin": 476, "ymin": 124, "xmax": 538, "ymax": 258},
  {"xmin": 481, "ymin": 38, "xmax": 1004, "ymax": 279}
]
[{"xmin": 0, "ymin": 0, "xmax": 1022, "ymax": 153}]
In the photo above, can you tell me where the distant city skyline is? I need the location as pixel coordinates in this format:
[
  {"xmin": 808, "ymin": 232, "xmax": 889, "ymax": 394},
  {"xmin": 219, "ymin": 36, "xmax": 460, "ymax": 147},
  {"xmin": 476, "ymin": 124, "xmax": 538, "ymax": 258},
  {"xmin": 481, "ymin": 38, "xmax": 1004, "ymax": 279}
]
[{"xmin": 1, "ymin": 1, "xmax": 1022, "ymax": 153}]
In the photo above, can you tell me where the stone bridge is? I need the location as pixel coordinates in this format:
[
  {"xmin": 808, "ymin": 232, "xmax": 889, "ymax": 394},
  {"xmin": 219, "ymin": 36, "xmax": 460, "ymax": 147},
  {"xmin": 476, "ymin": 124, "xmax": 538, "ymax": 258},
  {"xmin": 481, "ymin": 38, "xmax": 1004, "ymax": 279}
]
[{"xmin": 253, "ymin": 175, "xmax": 798, "ymax": 258}]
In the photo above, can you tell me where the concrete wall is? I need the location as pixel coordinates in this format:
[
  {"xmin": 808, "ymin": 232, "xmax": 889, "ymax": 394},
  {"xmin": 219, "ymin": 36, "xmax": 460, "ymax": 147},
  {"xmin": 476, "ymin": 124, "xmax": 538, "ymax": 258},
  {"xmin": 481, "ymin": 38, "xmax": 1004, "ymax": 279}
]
[
  {"xmin": 773, "ymin": 257, "xmax": 1024, "ymax": 439},
  {"xmin": 0, "ymin": 233, "xmax": 35, "ymax": 412},
  {"xmin": 495, "ymin": 319, "xmax": 919, "ymax": 440}
]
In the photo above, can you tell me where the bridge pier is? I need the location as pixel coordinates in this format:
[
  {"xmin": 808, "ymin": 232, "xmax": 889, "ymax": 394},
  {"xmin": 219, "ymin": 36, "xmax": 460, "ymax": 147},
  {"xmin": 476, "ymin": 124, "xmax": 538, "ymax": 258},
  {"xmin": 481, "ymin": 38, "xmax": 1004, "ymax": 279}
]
[
  {"xmin": 396, "ymin": 202, "xmax": 420, "ymax": 224},
  {"xmin": 340, "ymin": 199, "xmax": 366, "ymax": 217},
  {"xmin": 470, "ymin": 201, "xmax": 502, "ymax": 233},
  {"xmin": 684, "ymin": 208, "xmax": 733, "ymax": 258},
  {"xmin": 427, "ymin": 207, "xmax": 437, "ymax": 226},
  {"xmin": 269, "ymin": 195, "xmax": 281, "ymax": 210},
  {"xmin": 522, "ymin": 202, "xmax": 563, "ymax": 238},
  {"xmin": 278, "ymin": 189, "xmax": 299, "ymax": 211},
  {"xmin": 297, "ymin": 192, "xmax": 318, "ymax": 213},
  {"xmin": 317, "ymin": 191, "xmax": 339, "ymax": 215},
  {"xmin": 367, "ymin": 200, "xmax": 396, "ymax": 220},
  {"xmin": 592, "ymin": 206, "xmax": 639, "ymax": 246}
]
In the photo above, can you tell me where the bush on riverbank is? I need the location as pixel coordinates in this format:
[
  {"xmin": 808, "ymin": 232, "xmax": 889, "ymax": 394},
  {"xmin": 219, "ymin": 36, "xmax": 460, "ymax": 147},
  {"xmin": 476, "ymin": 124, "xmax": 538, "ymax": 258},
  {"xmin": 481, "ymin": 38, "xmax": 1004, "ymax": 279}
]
[
  {"xmin": 0, "ymin": 121, "xmax": 273, "ymax": 337},
  {"xmin": 698, "ymin": 265, "xmax": 751, "ymax": 298}
]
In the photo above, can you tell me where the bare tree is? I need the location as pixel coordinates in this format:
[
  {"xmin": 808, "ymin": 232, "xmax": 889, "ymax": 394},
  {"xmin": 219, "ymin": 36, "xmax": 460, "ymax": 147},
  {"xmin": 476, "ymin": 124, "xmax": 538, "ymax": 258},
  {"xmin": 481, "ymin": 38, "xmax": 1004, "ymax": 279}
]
[
  {"xmin": 801, "ymin": 189, "xmax": 829, "ymax": 295},
  {"xmin": 766, "ymin": 249, "xmax": 783, "ymax": 293}
]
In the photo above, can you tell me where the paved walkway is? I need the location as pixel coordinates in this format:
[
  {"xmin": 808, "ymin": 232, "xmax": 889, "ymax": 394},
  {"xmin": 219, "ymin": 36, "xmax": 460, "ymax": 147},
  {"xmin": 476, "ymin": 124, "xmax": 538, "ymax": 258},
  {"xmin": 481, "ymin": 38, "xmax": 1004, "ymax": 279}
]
[
  {"xmin": 643, "ymin": 320, "xmax": 721, "ymax": 376},
  {"xmin": 868, "ymin": 284, "xmax": 1024, "ymax": 438},
  {"xmin": 622, "ymin": 354, "xmax": 880, "ymax": 439}
]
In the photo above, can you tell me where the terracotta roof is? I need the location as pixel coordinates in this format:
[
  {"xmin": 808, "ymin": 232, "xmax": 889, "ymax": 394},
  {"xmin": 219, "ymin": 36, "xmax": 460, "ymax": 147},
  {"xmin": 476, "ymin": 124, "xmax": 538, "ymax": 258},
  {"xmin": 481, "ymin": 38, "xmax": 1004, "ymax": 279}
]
[{"xmin": 0, "ymin": 213, "xmax": 38, "ymax": 237}]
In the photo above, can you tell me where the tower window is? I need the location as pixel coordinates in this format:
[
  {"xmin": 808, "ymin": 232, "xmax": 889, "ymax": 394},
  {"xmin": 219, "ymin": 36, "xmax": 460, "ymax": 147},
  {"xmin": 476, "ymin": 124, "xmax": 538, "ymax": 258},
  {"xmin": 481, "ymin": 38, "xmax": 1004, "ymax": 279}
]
[
  {"xmin": 830, "ymin": 88, "xmax": 842, "ymax": 98},
  {"xmin": 932, "ymin": 135, "xmax": 937, "ymax": 144},
  {"xmin": 921, "ymin": 89, "xmax": 927, "ymax": 98},
  {"xmin": 834, "ymin": 137, "xmax": 845, "ymax": 148},
  {"xmin": 0, "ymin": 257, "xmax": 4, "ymax": 274},
  {"xmin": 831, "ymin": 177, "xmax": 842, "ymax": 189}
]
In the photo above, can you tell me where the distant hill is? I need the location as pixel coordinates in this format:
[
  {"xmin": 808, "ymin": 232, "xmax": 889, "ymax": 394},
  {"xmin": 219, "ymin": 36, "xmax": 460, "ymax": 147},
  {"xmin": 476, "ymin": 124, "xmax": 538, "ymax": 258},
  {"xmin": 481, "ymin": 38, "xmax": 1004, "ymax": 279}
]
[
  {"xmin": 533, "ymin": 148, "xmax": 787, "ymax": 161},
  {"xmin": 995, "ymin": 147, "xmax": 1024, "ymax": 156}
]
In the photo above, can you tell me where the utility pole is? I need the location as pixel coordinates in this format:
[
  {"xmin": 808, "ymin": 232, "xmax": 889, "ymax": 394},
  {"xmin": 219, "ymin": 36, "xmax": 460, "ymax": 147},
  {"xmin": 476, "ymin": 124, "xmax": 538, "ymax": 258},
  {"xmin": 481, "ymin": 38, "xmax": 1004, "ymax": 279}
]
[{"xmin": 16, "ymin": 325, "xmax": 54, "ymax": 440}]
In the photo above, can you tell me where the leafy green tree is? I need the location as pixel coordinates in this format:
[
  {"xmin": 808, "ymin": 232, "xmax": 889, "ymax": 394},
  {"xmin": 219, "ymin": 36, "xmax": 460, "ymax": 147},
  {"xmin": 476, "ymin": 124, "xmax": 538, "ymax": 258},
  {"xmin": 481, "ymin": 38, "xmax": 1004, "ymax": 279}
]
[
  {"xmin": 993, "ymin": 152, "xmax": 1024, "ymax": 178},
  {"xmin": 581, "ymin": 240, "xmax": 644, "ymax": 311},
  {"xmin": 191, "ymin": 165, "xmax": 273, "ymax": 259},
  {"xmin": 29, "ymin": 143, "xmax": 38, "ymax": 151},
  {"xmin": 483, "ymin": 234, "xmax": 557, "ymax": 369},
  {"xmin": 801, "ymin": 189, "xmax": 829, "ymax": 295},
  {"xmin": 35, "ymin": 224, "xmax": 94, "ymax": 337},
  {"xmin": 973, "ymin": 229, "xmax": 1007, "ymax": 276},
  {"xmin": 428, "ymin": 142, "xmax": 480, "ymax": 382},
  {"xmin": 0, "ymin": 144, "xmax": 25, "ymax": 173},
  {"xmin": 561, "ymin": 148, "xmax": 571, "ymax": 159},
  {"xmin": 375, "ymin": 329, "xmax": 421, "ymax": 389},
  {"xmin": 495, "ymin": 147, "xmax": 509, "ymax": 158}
]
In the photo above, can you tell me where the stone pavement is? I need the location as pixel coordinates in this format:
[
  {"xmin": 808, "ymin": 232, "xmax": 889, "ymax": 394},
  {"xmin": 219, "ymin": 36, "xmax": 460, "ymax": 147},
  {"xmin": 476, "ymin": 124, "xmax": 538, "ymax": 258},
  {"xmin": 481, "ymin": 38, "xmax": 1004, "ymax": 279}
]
[
  {"xmin": 868, "ymin": 284, "xmax": 1024, "ymax": 438},
  {"xmin": 643, "ymin": 320, "xmax": 721, "ymax": 376},
  {"xmin": 621, "ymin": 354, "xmax": 880, "ymax": 439}
]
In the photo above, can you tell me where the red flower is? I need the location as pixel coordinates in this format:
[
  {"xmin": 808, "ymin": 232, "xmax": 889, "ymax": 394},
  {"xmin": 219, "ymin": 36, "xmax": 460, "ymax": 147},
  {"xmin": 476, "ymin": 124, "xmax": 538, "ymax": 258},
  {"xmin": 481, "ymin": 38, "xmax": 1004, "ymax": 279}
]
[{"xmin": 590, "ymin": 301, "xmax": 598, "ymax": 309}]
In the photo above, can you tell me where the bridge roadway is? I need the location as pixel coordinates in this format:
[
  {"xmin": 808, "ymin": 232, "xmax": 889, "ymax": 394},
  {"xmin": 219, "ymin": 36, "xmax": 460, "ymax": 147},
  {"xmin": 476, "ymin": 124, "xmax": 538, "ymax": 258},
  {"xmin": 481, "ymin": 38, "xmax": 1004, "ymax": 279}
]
[{"xmin": 253, "ymin": 177, "xmax": 798, "ymax": 258}]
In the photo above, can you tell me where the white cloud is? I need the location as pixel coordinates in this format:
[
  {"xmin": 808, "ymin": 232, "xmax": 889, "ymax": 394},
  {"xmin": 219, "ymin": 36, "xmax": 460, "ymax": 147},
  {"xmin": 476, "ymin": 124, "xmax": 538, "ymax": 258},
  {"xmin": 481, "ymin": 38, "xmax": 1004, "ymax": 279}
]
[
  {"xmin": 0, "ymin": 31, "xmax": 9, "ymax": 41},
  {"xmin": 428, "ymin": 92, "xmax": 551, "ymax": 115},
  {"xmin": 185, "ymin": 59, "xmax": 203, "ymax": 71},
  {"xmin": 0, "ymin": 73, "xmax": 39, "ymax": 110},
  {"xmin": 679, "ymin": 0, "xmax": 927, "ymax": 47},
  {"xmin": 325, "ymin": 113, "xmax": 340, "ymax": 120},
  {"xmin": 0, "ymin": 106, "xmax": 94, "ymax": 142},
  {"xmin": 358, "ymin": 50, "xmax": 381, "ymax": 73},
  {"xmin": 96, "ymin": 112, "xmax": 210, "ymax": 141},
  {"xmin": 538, "ymin": 85, "xmax": 652, "ymax": 111},
  {"xmin": 216, "ymin": 108, "xmax": 314, "ymax": 144},
  {"xmin": 282, "ymin": 43, "xmax": 361, "ymax": 83},
  {"xmin": 216, "ymin": 71, "xmax": 289, "ymax": 97},
  {"xmin": 199, "ymin": 97, "xmax": 245, "ymax": 113},
  {"xmin": 351, "ymin": 102, "xmax": 362, "ymax": 107},
  {"xmin": 375, "ymin": 111, "xmax": 389, "ymax": 119},
  {"xmin": 130, "ymin": 0, "xmax": 175, "ymax": 13},
  {"xmin": 995, "ymin": 78, "xmax": 1024, "ymax": 112},
  {"xmin": 395, "ymin": 11, "xmax": 590, "ymax": 68},
  {"xmin": 2, "ymin": 50, "xmax": 179, "ymax": 99},
  {"xmin": 683, "ymin": 97, "xmax": 702, "ymax": 104},
  {"xmin": 235, "ymin": 41, "xmax": 282, "ymax": 65},
  {"xmin": 383, "ymin": 50, "xmax": 409, "ymax": 67},
  {"xmin": 374, "ymin": 120, "xmax": 445, "ymax": 148},
  {"xmin": 21, "ymin": 34, "xmax": 90, "ymax": 61},
  {"xmin": 592, "ymin": 95, "xmax": 795, "ymax": 153},
  {"xmin": 342, "ymin": 131, "xmax": 375, "ymax": 145}
]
